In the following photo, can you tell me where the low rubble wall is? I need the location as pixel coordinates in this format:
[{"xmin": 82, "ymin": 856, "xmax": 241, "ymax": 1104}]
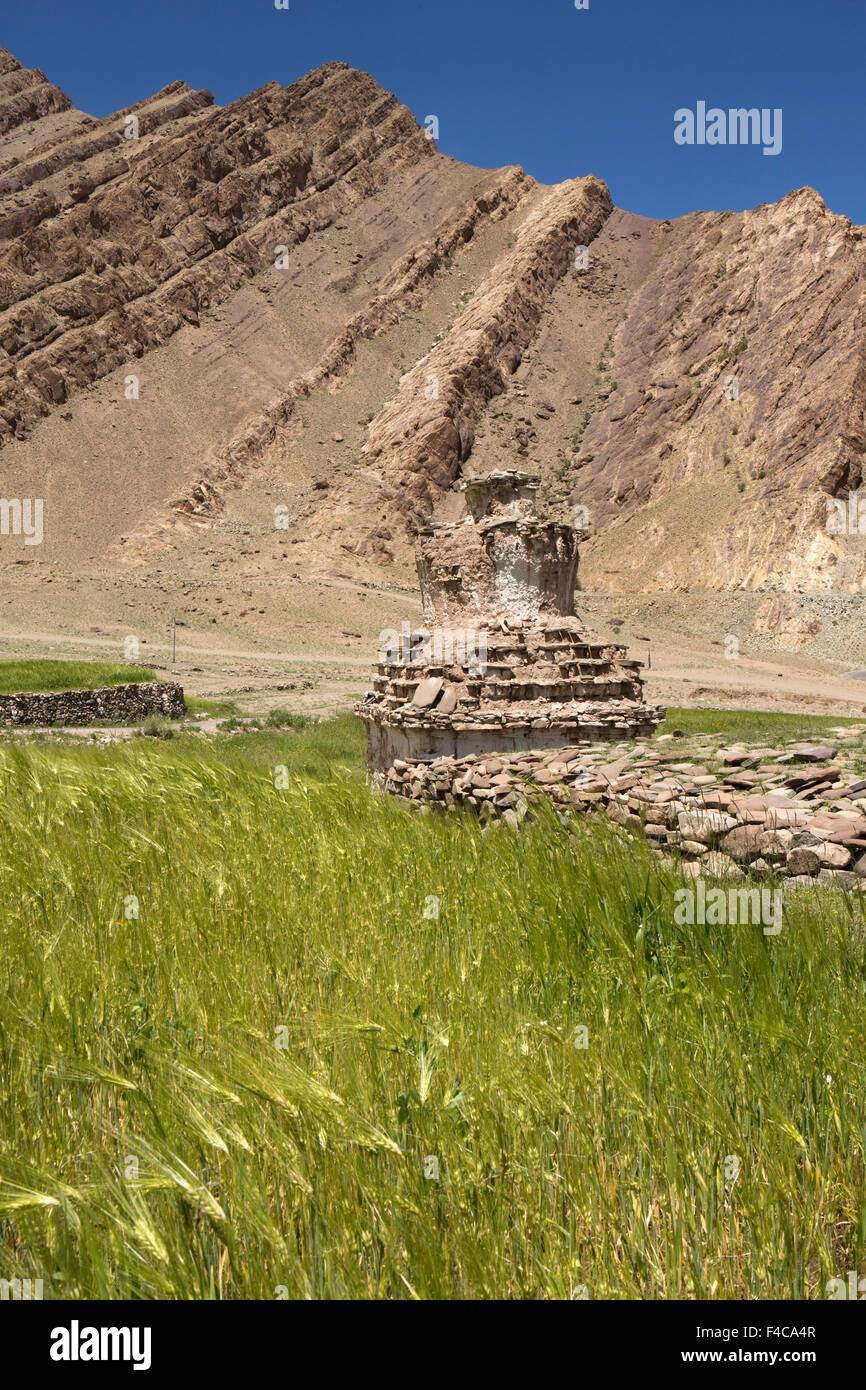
[
  {"xmin": 385, "ymin": 744, "xmax": 866, "ymax": 887},
  {"xmin": 0, "ymin": 682, "xmax": 186, "ymax": 727}
]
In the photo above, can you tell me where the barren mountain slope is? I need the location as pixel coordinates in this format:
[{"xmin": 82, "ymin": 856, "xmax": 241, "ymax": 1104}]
[
  {"xmin": 574, "ymin": 189, "xmax": 866, "ymax": 595},
  {"xmin": 0, "ymin": 48, "xmax": 863, "ymax": 709},
  {"xmin": 0, "ymin": 48, "xmax": 546, "ymax": 572},
  {"xmin": 0, "ymin": 54, "xmax": 442, "ymax": 442}
]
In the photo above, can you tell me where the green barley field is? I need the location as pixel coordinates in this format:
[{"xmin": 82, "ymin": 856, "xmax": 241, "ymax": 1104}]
[
  {"xmin": 1, "ymin": 714, "xmax": 864, "ymax": 1299},
  {"xmin": 0, "ymin": 660, "xmax": 156, "ymax": 695}
]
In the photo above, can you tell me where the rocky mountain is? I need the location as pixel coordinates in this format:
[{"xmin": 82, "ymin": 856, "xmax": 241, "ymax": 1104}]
[
  {"xmin": 574, "ymin": 190, "xmax": 866, "ymax": 595},
  {"xmin": 0, "ymin": 46, "xmax": 864, "ymax": 669}
]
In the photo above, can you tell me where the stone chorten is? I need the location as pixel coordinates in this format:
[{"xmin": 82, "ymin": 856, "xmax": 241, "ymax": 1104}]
[{"xmin": 356, "ymin": 470, "xmax": 664, "ymax": 778}]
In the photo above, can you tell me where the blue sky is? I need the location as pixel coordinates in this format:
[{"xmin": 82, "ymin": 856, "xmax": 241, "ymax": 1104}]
[{"xmin": 6, "ymin": 0, "xmax": 866, "ymax": 221}]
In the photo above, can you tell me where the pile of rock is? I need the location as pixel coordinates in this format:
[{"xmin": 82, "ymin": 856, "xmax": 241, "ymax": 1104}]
[{"xmin": 385, "ymin": 735, "xmax": 866, "ymax": 887}]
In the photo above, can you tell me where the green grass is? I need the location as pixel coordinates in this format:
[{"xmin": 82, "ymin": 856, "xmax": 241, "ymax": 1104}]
[
  {"xmin": 0, "ymin": 660, "xmax": 156, "ymax": 695},
  {"xmin": 0, "ymin": 716, "xmax": 864, "ymax": 1299},
  {"xmin": 184, "ymin": 696, "xmax": 239, "ymax": 720},
  {"xmin": 659, "ymin": 706, "xmax": 864, "ymax": 745}
]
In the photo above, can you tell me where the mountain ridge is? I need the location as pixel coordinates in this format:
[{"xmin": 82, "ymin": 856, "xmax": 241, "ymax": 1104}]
[{"xmin": 0, "ymin": 48, "xmax": 863, "ymax": 684}]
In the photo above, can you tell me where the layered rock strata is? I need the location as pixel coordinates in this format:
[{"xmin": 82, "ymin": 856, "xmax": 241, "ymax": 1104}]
[
  {"xmin": 169, "ymin": 165, "xmax": 532, "ymax": 533},
  {"xmin": 334, "ymin": 175, "xmax": 613, "ymax": 557},
  {"xmin": 0, "ymin": 57, "xmax": 436, "ymax": 445}
]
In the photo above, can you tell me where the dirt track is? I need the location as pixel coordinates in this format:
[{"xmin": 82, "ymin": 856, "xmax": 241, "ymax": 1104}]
[{"xmin": 2, "ymin": 582, "xmax": 864, "ymax": 721}]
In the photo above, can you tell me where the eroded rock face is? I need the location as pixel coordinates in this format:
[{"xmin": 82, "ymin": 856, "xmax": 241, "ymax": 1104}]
[
  {"xmin": 356, "ymin": 469, "xmax": 663, "ymax": 775},
  {"xmin": 173, "ymin": 164, "xmax": 532, "ymax": 542},
  {"xmin": 0, "ymin": 52, "xmax": 72, "ymax": 140},
  {"xmin": 750, "ymin": 596, "xmax": 823, "ymax": 650},
  {"xmin": 0, "ymin": 54, "xmax": 436, "ymax": 445},
  {"xmin": 575, "ymin": 188, "xmax": 866, "ymax": 592},
  {"xmin": 335, "ymin": 176, "xmax": 613, "ymax": 554}
]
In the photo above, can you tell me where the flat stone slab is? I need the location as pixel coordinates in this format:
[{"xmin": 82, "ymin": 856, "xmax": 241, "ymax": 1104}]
[
  {"xmin": 412, "ymin": 677, "xmax": 444, "ymax": 709},
  {"xmin": 437, "ymin": 686, "xmax": 458, "ymax": 716},
  {"xmin": 788, "ymin": 744, "xmax": 838, "ymax": 762}
]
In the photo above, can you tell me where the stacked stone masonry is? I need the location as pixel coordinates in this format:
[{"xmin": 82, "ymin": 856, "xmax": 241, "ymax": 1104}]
[
  {"xmin": 357, "ymin": 470, "xmax": 664, "ymax": 773},
  {"xmin": 385, "ymin": 736, "xmax": 866, "ymax": 887},
  {"xmin": 0, "ymin": 682, "xmax": 186, "ymax": 726}
]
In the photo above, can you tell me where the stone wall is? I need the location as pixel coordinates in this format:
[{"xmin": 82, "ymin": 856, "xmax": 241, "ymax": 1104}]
[
  {"xmin": 0, "ymin": 681, "xmax": 186, "ymax": 727},
  {"xmin": 385, "ymin": 745, "xmax": 866, "ymax": 888}
]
